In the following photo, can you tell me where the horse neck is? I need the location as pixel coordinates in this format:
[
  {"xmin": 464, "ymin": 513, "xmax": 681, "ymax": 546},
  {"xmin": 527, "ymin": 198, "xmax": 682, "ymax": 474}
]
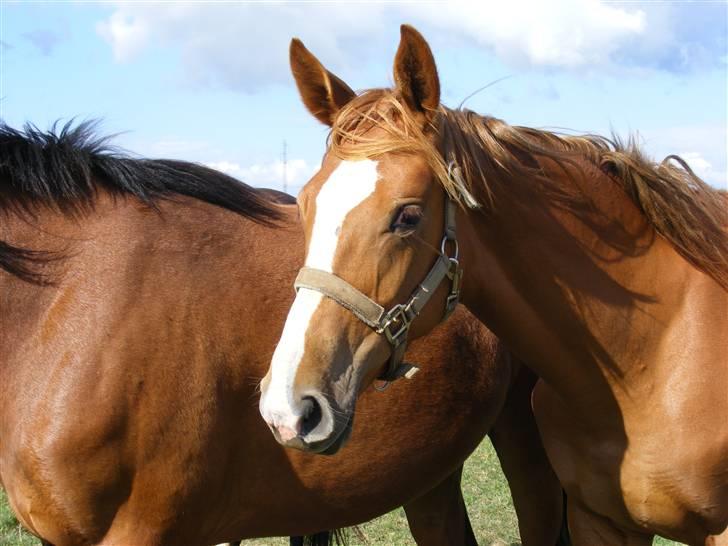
[{"xmin": 455, "ymin": 162, "xmax": 702, "ymax": 414}]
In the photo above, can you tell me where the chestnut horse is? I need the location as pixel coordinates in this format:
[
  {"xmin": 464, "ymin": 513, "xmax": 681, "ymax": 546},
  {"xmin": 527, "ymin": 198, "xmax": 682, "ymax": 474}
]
[
  {"xmin": 0, "ymin": 123, "xmax": 565, "ymax": 545},
  {"xmin": 260, "ymin": 25, "xmax": 728, "ymax": 546}
]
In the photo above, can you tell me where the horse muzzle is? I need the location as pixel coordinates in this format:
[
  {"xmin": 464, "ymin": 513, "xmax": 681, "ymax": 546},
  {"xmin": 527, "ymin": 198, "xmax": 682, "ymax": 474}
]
[{"xmin": 260, "ymin": 390, "xmax": 352, "ymax": 454}]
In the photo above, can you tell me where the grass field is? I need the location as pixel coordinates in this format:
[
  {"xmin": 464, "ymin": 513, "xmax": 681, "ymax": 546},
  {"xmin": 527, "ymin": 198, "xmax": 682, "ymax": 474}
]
[{"xmin": 1, "ymin": 438, "xmax": 684, "ymax": 545}]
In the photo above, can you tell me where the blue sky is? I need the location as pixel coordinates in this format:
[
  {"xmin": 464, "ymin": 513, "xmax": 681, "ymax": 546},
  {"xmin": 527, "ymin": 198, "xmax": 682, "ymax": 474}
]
[{"xmin": 1, "ymin": 1, "xmax": 726, "ymax": 193}]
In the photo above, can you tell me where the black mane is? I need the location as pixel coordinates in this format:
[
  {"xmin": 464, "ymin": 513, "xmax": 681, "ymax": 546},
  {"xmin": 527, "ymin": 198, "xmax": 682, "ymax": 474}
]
[{"xmin": 0, "ymin": 120, "xmax": 282, "ymax": 284}]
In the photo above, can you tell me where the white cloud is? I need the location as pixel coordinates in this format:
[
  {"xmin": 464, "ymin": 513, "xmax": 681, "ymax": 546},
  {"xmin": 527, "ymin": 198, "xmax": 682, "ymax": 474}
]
[
  {"xmin": 96, "ymin": 1, "xmax": 651, "ymax": 92},
  {"xmin": 205, "ymin": 160, "xmax": 244, "ymax": 177},
  {"xmin": 678, "ymin": 152, "xmax": 727, "ymax": 189},
  {"xmin": 97, "ymin": 10, "xmax": 150, "ymax": 62},
  {"xmin": 641, "ymin": 124, "xmax": 727, "ymax": 189},
  {"xmin": 417, "ymin": 0, "xmax": 645, "ymax": 68},
  {"xmin": 679, "ymin": 152, "xmax": 712, "ymax": 177},
  {"xmin": 206, "ymin": 158, "xmax": 318, "ymax": 191},
  {"xmin": 97, "ymin": 4, "xmax": 389, "ymax": 91}
]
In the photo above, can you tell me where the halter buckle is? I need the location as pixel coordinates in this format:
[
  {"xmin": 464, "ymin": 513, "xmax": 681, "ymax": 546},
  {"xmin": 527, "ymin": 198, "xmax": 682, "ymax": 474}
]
[{"xmin": 378, "ymin": 302, "xmax": 416, "ymax": 345}]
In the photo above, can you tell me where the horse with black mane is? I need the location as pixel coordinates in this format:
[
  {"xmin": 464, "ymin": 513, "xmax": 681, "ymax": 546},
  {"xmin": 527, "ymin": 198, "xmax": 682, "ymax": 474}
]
[{"xmin": 0, "ymin": 122, "xmax": 566, "ymax": 545}]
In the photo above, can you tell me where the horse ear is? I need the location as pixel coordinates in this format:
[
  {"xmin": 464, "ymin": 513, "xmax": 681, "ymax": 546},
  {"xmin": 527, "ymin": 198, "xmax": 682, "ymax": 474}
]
[
  {"xmin": 393, "ymin": 25, "xmax": 440, "ymax": 119},
  {"xmin": 290, "ymin": 38, "xmax": 356, "ymax": 127}
]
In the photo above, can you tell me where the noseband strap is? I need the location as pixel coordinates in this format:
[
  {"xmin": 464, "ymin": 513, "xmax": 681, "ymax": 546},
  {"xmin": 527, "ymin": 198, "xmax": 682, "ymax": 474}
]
[{"xmin": 293, "ymin": 195, "xmax": 462, "ymax": 384}]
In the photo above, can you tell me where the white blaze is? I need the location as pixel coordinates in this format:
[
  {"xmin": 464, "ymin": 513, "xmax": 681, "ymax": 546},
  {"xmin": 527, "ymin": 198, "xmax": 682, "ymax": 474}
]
[{"xmin": 260, "ymin": 160, "xmax": 380, "ymax": 432}]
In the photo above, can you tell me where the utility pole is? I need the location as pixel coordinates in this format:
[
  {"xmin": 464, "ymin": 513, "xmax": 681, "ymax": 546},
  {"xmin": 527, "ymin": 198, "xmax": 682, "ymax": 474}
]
[{"xmin": 282, "ymin": 140, "xmax": 288, "ymax": 194}]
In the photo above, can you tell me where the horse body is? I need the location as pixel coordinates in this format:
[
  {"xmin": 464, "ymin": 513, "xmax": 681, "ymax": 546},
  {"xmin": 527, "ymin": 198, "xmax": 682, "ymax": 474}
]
[
  {"xmin": 268, "ymin": 25, "xmax": 728, "ymax": 546},
  {"xmin": 2, "ymin": 193, "xmax": 302, "ymax": 544},
  {"xmin": 0, "ymin": 131, "xmax": 563, "ymax": 546}
]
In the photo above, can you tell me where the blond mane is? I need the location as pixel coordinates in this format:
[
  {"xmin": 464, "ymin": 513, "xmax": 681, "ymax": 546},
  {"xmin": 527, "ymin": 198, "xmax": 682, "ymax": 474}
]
[{"xmin": 328, "ymin": 89, "xmax": 728, "ymax": 290}]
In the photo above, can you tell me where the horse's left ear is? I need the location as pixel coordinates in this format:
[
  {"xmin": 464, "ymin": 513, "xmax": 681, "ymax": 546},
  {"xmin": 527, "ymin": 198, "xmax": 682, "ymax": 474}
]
[
  {"xmin": 290, "ymin": 38, "xmax": 356, "ymax": 127},
  {"xmin": 393, "ymin": 25, "xmax": 440, "ymax": 119}
]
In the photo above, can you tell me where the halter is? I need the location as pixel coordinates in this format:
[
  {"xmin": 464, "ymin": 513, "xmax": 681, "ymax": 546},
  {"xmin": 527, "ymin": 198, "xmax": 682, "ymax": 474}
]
[{"xmin": 293, "ymin": 164, "xmax": 464, "ymax": 386}]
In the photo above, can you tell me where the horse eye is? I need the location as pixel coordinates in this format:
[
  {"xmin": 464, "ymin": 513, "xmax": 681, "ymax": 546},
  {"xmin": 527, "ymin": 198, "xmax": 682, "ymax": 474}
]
[{"xmin": 391, "ymin": 204, "xmax": 423, "ymax": 233}]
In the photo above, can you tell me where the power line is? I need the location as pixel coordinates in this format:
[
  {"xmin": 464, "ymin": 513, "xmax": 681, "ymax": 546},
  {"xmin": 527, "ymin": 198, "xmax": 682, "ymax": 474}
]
[{"xmin": 282, "ymin": 140, "xmax": 288, "ymax": 194}]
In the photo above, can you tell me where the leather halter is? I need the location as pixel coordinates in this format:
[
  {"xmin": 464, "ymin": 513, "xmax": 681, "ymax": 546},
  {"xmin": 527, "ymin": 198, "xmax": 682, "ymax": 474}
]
[{"xmin": 293, "ymin": 176, "xmax": 463, "ymax": 385}]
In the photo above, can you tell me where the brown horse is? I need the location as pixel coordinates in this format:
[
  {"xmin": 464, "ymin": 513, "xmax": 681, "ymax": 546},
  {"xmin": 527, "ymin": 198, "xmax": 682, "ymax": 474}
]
[
  {"xmin": 0, "ymin": 123, "xmax": 565, "ymax": 545},
  {"xmin": 259, "ymin": 25, "xmax": 728, "ymax": 546}
]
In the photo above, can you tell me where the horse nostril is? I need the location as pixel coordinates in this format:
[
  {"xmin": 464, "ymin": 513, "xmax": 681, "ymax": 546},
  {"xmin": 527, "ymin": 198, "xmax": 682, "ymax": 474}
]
[{"xmin": 300, "ymin": 396, "xmax": 323, "ymax": 437}]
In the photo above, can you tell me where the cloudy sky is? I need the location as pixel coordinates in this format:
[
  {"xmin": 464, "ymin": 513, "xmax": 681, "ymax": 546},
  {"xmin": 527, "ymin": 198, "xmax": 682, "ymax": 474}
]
[{"xmin": 1, "ymin": 1, "xmax": 726, "ymax": 193}]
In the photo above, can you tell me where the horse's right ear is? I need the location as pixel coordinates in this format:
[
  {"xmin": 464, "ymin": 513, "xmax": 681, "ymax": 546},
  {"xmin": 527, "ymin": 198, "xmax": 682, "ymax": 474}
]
[
  {"xmin": 393, "ymin": 25, "xmax": 440, "ymax": 120},
  {"xmin": 290, "ymin": 39, "xmax": 356, "ymax": 127}
]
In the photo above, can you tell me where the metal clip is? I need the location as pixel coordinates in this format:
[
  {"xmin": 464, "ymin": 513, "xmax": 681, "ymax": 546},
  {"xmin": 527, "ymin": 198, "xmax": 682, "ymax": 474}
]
[
  {"xmin": 440, "ymin": 234, "xmax": 459, "ymax": 260},
  {"xmin": 444, "ymin": 259, "xmax": 462, "ymax": 319}
]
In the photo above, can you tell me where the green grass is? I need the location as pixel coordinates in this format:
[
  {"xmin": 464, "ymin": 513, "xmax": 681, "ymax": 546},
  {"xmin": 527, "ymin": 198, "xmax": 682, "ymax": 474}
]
[
  {"xmin": 0, "ymin": 439, "xmax": 684, "ymax": 545},
  {"xmin": 1, "ymin": 489, "xmax": 36, "ymax": 546}
]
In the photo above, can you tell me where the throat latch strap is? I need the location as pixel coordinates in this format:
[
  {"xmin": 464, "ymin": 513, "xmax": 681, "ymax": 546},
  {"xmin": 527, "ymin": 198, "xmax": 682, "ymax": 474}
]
[{"xmin": 293, "ymin": 196, "xmax": 462, "ymax": 384}]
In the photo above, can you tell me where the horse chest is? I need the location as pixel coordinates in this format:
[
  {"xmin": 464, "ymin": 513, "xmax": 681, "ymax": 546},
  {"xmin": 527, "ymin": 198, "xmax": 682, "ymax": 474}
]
[
  {"xmin": 619, "ymin": 411, "xmax": 728, "ymax": 540},
  {"xmin": 533, "ymin": 379, "xmax": 728, "ymax": 541}
]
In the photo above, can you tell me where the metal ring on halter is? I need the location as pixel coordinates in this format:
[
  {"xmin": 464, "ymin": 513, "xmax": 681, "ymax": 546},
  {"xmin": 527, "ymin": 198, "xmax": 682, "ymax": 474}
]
[{"xmin": 440, "ymin": 235, "xmax": 459, "ymax": 260}]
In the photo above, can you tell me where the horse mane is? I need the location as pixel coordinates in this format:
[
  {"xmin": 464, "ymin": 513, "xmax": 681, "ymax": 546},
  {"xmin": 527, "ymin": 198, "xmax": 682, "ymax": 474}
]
[
  {"xmin": 329, "ymin": 89, "xmax": 728, "ymax": 290},
  {"xmin": 0, "ymin": 121, "xmax": 281, "ymax": 284}
]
